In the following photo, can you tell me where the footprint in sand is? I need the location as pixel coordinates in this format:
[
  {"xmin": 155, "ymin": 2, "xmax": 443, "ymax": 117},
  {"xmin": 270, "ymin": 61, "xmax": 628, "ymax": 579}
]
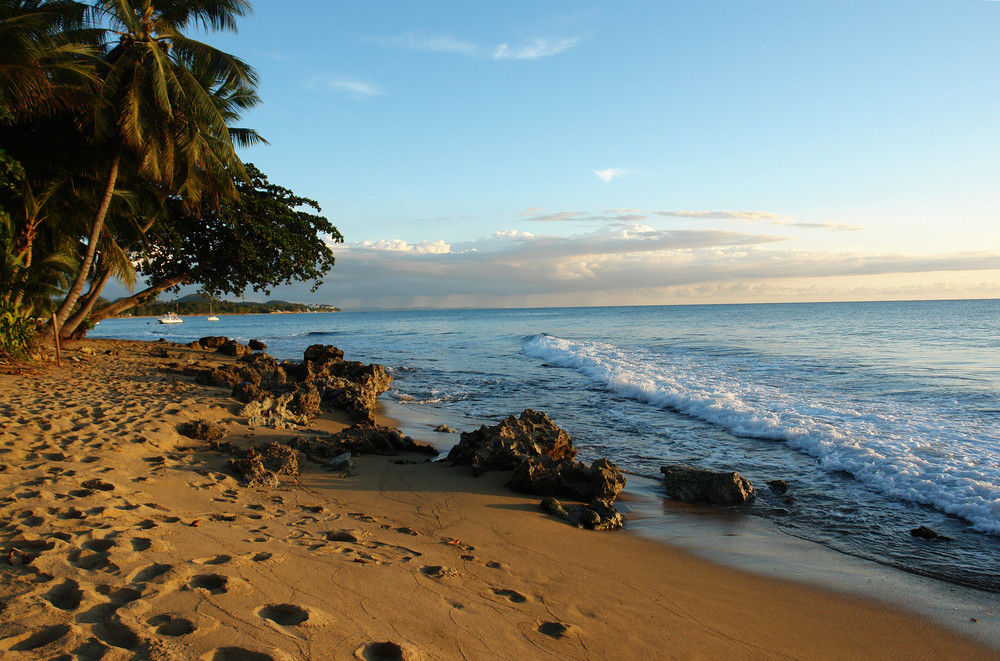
[
  {"xmin": 193, "ymin": 554, "xmax": 232, "ymax": 566},
  {"xmin": 44, "ymin": 579, "xmax": 83, "ymax": 611},
  {"xmin": 92, "ymin": 618, "xmax": 140, "ymax": 651},
  {"xmin": 536, "ymin": 621, "xmax": 569, "ymax": 639},
  {"xmin": 188, "ymin": 574, "xmax": 228, "ymax": 595},
  {"xmin": 132, "ymin": 563, "xmax": 172, "ymax": 583},
  {"xmin": 208, "ymin": 648, "xmax": 275, "ymax": 661},
  {"xmin": 148, "ymin": 613, "xmax": 196, "ymax": 637},
  {"xmin": 6, "ymin": 623, "xmax": 72, "ymax": 652},
  {"xmin": 492, "ymin": 588, "xmax": 527, "ymax": 604},
  {"xmin": 357, "ymin": 641, "xmax": 418, "ymax": 661},
  {"xmin": 259, "ymin": 603, "xmax": 309, "ymax": 626},
  {"xmin": 419, "ymin": 565, "xmax": 460, "ymax": 579}
]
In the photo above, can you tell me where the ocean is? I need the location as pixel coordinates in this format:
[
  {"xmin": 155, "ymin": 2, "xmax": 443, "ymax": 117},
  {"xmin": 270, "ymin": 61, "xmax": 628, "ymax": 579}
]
[{"xmin": 91, "ymin": 299, "xmax": 1000, "ymax": 595}]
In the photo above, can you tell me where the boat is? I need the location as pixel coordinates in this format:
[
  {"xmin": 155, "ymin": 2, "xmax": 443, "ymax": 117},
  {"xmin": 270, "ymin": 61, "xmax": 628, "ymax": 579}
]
[
  {"xmin": 207, "ymin": 301, "xmax": 219, "ymax": 322},
  {"xmin": 158, "ymin": 312, "xmax": 183, "ymax": 324}
]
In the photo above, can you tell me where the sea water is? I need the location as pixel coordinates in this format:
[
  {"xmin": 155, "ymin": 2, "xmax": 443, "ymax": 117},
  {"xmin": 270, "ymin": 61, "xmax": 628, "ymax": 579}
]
[{"xmin": 91, "ymin": 300, "xmax": 1000, "ymax": 593}]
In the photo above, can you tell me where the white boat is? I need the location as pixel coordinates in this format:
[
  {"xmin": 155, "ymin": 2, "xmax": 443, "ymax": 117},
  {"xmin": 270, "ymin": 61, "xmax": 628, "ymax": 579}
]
[
  {"xmin": 158, "ymin": 312, "xmax": 183, "ymax": 324},
  {"xmin": 206, "ymin": 315, "xmax": 219, "ymax": 322}
]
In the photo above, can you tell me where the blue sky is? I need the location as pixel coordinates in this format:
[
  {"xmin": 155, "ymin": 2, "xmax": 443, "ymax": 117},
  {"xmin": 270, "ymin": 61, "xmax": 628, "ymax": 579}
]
[{"xmin": 183, "ymin": 0, "xmax": 1000, "ymax": 309}]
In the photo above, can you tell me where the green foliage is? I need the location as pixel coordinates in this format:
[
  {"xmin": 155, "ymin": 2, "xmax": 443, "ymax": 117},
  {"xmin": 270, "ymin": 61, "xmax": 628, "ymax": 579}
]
[
  {"xmin": 0, "ymin": 300, "xmax": 38, "ymax": 359},
  {"xmin": 125, "ymin": 298, "xmax": 337, "ymax": 317},
  {"xmin": 142, "ymin": 163, "xmax": 343, "ymax": 298}
]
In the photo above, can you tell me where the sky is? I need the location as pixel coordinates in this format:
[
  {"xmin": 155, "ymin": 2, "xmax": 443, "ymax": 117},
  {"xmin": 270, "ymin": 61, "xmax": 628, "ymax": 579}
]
[{"xmin": 167, "ymin": 0, "xmax": 1000, "ymax": 309}]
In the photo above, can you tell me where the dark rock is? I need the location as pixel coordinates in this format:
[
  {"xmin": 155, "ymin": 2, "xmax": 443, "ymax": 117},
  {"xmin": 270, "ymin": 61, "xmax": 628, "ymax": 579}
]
[
  {"xmin": 198, "ymin": 336, "xmax": 229, "ymax": 348},
  {"xmin": 185, "ymin": 341, "xmax": 202, "ymax": 349},
  {"xmin": 238, "ymin": 353, "xmax": 286, "ymax": 389},
  {"xmin": 81, "ymin": 479, "xmax": 115, "ymax": 491},
  {"xmin": 209, "ymin": 440, "xmax": 238, "ymax": 454},
  {"xmin": 248, "ymin": 339, "xmax": 267, "ymax": 351},
  {"xmin": 181, "ymin": 420, "xmax": 225, "ymax": 442},
  {"xmin": 314, "ymin": 362, "xmax": 393, "ymax": 424},
  {"xmin": 232, "ymin": 381, "xmax": 265, "ymax": 404},
  {"xmin": 218, "ymin": 339, "xmax": 252, "ymax": 358},
  {"xmin": 539, "ymin": 497, "xmax": 623, "ymax": 531},
  {"xmin": 303, "ymin": 344, "xmax": 344, "ymax": 364},
  {"xmin": 435, "ymin": 424, "xmax": 457, "ymax": 433},
  {"xmin": 768, "ymin": 479, "xmax": 789, "ymax": 494},
  {"xmin": 287, "ymin": 382, "xmax": 322, "ymax": 419},
  {"xmin": 288, "ymin": 425, "xmax": 438, "ymax": 460},
  {"xmin": 910, "ymin": 526, "xmax": 952, "ymax": 541},
  {"xmin": 196, "ymin": 364, "xmax": 262, "ymax": 390},
  {"xmin": 228, "ymin": 443, "xmax": 303, "ymax": 488},
  {"xmin": 660, "ymin": 465, "xmax": 755, "ymax": 505},
  {"xmin": 508, "ymin": 456, "xmax": 625, "ymax": 503},
  {"xmin": 446, "ymin": 409, "xmax": 578, "ymax": 475}
]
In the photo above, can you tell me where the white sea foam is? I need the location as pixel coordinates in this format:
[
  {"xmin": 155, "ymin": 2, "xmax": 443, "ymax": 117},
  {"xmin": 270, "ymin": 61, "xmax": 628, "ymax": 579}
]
[{"xmin": 524, "ymin": 335, "xmax": 1000, "ymax": 535}]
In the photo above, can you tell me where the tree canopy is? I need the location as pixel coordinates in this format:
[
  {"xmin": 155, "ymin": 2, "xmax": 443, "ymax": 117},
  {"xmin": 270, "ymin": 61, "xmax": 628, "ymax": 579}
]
[{"xmin": 0, "ymin": 0, "xmax": 342, "ymax": 356}]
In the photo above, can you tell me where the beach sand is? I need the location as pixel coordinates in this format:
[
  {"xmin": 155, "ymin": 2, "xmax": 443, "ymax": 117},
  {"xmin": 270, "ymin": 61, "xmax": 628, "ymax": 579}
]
[{"xmin": 0, "ymin": 339, "xmax": 996, "ymax": 660}]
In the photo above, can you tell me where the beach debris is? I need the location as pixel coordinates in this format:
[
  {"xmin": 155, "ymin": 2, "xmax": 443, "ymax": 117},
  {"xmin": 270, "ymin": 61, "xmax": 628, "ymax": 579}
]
[
  {"xmin": 540, "ymin": 496, "xmax": 624, "ymax": 531},
  {"xmin": 180, "ymin": 419, "xmax": 225, "ymax": 442},
  {"xmin": 910, "ymin": 526, "xmax": 952, "ymax": 541},
  {"xmin": 446, "ymin": 409, "xmax": 578, "ymax": 475},
  {"xmin": 659, "ymin": 464, "xmax": 756, "ymax": 505}
]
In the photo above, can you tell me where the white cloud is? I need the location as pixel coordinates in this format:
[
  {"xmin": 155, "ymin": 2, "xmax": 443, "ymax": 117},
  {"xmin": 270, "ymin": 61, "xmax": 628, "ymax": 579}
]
[
  {"xmin": 493, "ymin": 37, "xmax": 579, "ymax": 60},
  {"xmin": 593, "ymin": 168, "xmax": 631, "ymax": 183},
  {"xmin": 371, "ymin": 32, "xmax": 476, "ymax": 55},
  {"xmin": 360, "ymin": 239, "xmax": 452, "ymax": 254},
  {"xmin": 307, "ymin": 76, "xmax": 385, "ymax": 98}
]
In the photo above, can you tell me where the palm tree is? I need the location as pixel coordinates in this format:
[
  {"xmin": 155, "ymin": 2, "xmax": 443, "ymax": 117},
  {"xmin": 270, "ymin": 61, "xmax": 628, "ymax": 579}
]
[{"xmin": 50, "ymin": 0, "xmax": 258, "ymax": 336}]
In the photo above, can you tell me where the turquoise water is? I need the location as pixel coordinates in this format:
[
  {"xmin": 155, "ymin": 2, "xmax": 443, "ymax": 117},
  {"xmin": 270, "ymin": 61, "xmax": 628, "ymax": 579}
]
[{"xmin": 92, "ymin": 299, "xmax": 1000, "ymax": 591}]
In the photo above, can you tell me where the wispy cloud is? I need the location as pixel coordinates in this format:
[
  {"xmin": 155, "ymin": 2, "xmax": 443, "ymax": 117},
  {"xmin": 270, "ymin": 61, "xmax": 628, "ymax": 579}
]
[
  {"xmin": 650, "ymin": 210, "xmax": 794, "ymax": 222},
  {"xmin": 593, "ymin": 168, "xmax": 632, "ymax": 183},
  {"xmin": 372, "ymin": 32, "xmax": 579, "ymax": 61},
  {"xmin": 307, "ymin": 76, "xmax": 385, "ymax": 98},
  {"xmin": 493, "ymin": 37, "xmax": 580, "ymax": 60},
  {"xmin": 369, "ymin": 32, "xmax": 476, "ymax": 55}
]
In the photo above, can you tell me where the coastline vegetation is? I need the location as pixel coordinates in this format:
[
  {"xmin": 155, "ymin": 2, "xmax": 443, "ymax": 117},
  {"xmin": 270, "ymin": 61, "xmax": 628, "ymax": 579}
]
[
  {"xmin": 0, "ymin": 0, "xmax": 340, "ymax": 358},
  {"xmin": 125, "ymin": 296, "xmax": 339, "ymax": 317}
]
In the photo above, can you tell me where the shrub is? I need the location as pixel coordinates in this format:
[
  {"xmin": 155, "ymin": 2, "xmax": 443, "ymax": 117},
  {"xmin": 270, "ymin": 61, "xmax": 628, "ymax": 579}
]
[{"xmin": 0, "ymin": 301, "xmax": 38, "ymax": 359}]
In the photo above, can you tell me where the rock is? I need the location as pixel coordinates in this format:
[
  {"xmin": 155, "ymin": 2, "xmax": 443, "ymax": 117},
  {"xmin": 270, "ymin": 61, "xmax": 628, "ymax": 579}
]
[
  {"xmin": 768, "ymin": 479, "xmax": 789, "ymax": 494},
  {"xmin": 508, "ymin": 456, "xmax": 625, "ymax": 503},
  {"xmin": 314, "ymin": 362, "xmax": 393, "ymax": 425},
  {"xmin": 435, "ymin": 424, "xmax": 457, "ymax": 433},
  {"xmin": 218, "ymin": 339, "xmax": 252, "ymax": 358},
  {"xmin": 209, "ymin": 440, "xmax": 238, "ymax": 454},
  {"xmin": 181, "ymin": 420, "xmax": 225, "ymax": 442},
  {"xmin": 539, "ymin": 497, "xmax": 623, "ymax": 531},
  {"xmin": 303, "ymin": 344, "xmax": 344, "ymax": 364},
  {"xmin": 196, "ymin": 364, "xmax": 261, "ymax": 390},
  {"xmin": 288, "ymin": 425, "xmax": 438, "ymax": 460},
  {"xmin": 232, "ymin": 381, "xmax": 265, "ymax": 404},
  {"xmin": 910, "ymin": 526, "xmax": 952, "ymax": 541},
  {"xmin": 446, "ymin": 409, "xmax": 578, "ymax": 475},
  {"xmin": 248, "ymin": 339, "xmax": 267, "ymax": 351},
  {"xmin": 660, "ymin": 465, "xmax": 755, "ymax": 505},
  {"xmin": 287, "ymin": 382, "xmax": 322, "ymax": 420},
  {"xmin": 198, "ymin": 336, "xmax": 229, "ymax": 348},
  {"xmin": 326, "ymin": 452, "xmax": 354, "ymax": 472},
  {"xmin": 185, "ymin": 341, "xmax": 201, "ymax": 349},
  {"xmin": 228, "ymin": 443, "xmax": 303, "ymax": 488},
  {"xmin": 238, "ymin": 353, "xmax": 286, "ymax": 389}
]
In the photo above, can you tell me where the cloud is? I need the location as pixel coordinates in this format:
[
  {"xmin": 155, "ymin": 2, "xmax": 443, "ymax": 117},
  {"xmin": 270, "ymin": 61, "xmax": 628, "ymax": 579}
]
[
  {"xmin": 369, "ymin": 32, "xmax": 476, "ymax": 55},
  {"xmin": 277, "ymin": 225, "xmax": 999, "ymax": 309},
  {"xmin": 306, "ymin": 76, "xmax": 385, "ymax": 98},
  {"xmin": 593, "ymin": 168, "xmax": 631, "ymax": 183},
  {"xmin": 650, "ymin": 210, "xmax": 794, "ymax": 222},
  {"xmin": 493, "ymin": 37, "xmax": 580, "ymax": 60},
  {"xmin": 372, "ymin": 32, "xmax": 578, "ymax": 60}
]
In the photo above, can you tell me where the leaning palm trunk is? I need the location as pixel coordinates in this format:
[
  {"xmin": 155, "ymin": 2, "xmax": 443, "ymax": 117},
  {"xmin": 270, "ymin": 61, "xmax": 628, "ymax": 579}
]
[
  {"xmin": 48, "ymin": 152, "xmax": 119, "ymax": 338},
  {"xmin": 86, "ymin": 272, "xmax": 190, "ymax": 323}
]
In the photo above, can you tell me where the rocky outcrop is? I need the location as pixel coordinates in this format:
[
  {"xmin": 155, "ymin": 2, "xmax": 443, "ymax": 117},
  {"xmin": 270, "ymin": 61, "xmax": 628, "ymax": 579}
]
[
  {"xmin": 660, "ymin": 465, "xmax": 755, "ymax": 505},
  {"xmin": 180, "ymin": 420, "xmax": 225, "ymax": 442},
  {"xmin": 248, "ymin": 339, "xmax": 267, "ymax": 351},
  {"xmin": 228, "ymin": 443, "xmax": 303, "ymax": 488},
  {"xmin": 198, "ymin": 336, "xmax": 228, "ymax": 348},
  {"xmin": 313, "ymin": 362, "xmax": 393, "ymax": 425},
  {"xmin": 446, "ymin": 409, "xmax": 577, "ymax": 475},
  {"xmin": 218, "ymin": 339, "xmax": 252, "ymax": 358},
  {"xmin": 541, "ymin": 497, "xmax": 623, "ymax": 531},
  {"xmin": 238, "ymin": 353, "xmax": 286, "ymax": 389},
  {"xmin": 508, "ymin": 456, "xmax": 625, "ymax": 503},
  {"xmin": 288, "ymin": 425, "xmax": 438, "ymax": 461},
  {"xmin": 196, "ymin": 364, "xmax": 262, "ymax": 390}
]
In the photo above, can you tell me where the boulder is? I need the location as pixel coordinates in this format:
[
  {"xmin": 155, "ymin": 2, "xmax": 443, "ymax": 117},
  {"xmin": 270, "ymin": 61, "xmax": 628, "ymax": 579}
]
[
  {"xmin": 218, "ymin": 339, "xmax": 252, "ymax": 358},
  {"xmin": 232, "ymin": 381, "xmax": 265, "ymax": 404},
  {"xmin": 508, "ymin": 456, "xmax": 625, "ymax": 503},
  {"xmin": 238, "ymin": 353, "xmax": 286, "ymax": 389},
  {"xmin": 248, "ymin": 339, "xmax": 267, "ymax": 351},
  {"xmin": 228, "ymin": 442, "xmax": 303, "ymax": 488},
  {"xmin": 287, "ymin": 382, "xmax": 322, "ymax": 419},
  {"xmin": 199, "ymin": 336, "xmax": 229, "ymax": 348},
  {"xmin": 314, "ymin": 362, "xmax": 393, "ymax": 424},
  {"xmin": 196, "ymin": 364, "xmax": 261, "ymax": 390},
  {"xmin": 660, "ymin": 465, "xmax": 755, "ymax": 505},
  {"xmin": 768, "ymin": 479, "xmax": 789, "ymax": 494},
  {"xmin": 910, "ymin": 526, "xmax": 952, "ymax": 541},
  {"xmin": 446, "ymin": 409, "xmax": 577, "ymax": 476},
  {"xmin": 180, "ymin": 420, "xmax": 225, "ymax": 442}
]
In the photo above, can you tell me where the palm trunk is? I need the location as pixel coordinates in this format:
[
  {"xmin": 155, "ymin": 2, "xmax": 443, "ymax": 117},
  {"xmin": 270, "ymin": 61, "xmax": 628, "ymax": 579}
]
[
  {"xmin": 87, "ymin": 272, "xmax": 191, "ymax": 323},
  {"xmin": 49, "ymin": 152, "xmax": 120, "ymax": 336}
]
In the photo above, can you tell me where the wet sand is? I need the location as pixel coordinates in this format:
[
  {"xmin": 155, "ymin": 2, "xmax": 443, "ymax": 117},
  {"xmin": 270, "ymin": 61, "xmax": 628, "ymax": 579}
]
[{"xmin": 0, "ymin": 339, "xmax": 996, "ymax": 660}]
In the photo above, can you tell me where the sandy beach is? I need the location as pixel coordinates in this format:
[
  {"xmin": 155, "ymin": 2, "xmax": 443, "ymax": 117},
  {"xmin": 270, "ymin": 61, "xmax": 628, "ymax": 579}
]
[{"xmin": 0, "ymin": 339, "xmax": 997, "ymax": 661}]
